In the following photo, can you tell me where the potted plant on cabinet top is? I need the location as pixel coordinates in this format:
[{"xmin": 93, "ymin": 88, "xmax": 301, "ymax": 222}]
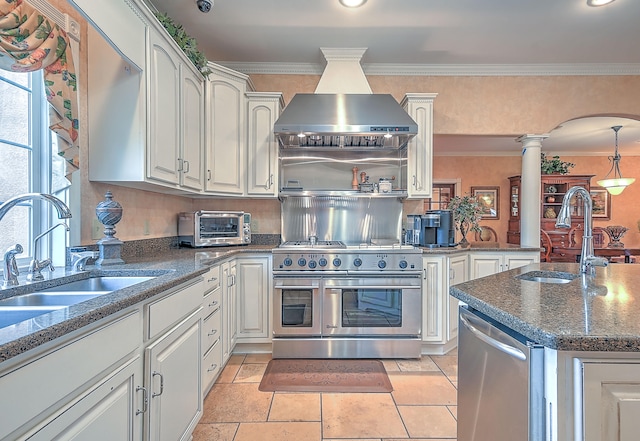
[
  {"xmin": 541, "ymin": 153, "xmax": 575, "ymax": 175},
  {"xmin": 447, "ymin": 195, "xmax": 483, "ymax": 247}
]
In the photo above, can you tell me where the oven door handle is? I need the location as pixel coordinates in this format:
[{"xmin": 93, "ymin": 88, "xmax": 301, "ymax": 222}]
[
  {"xmin": 325, "ymin": 284, "xmax": 420, "ymax": 290},
  {"xmin": 274, "ymin": 282, "xmax": 321, "ymax": 289}
]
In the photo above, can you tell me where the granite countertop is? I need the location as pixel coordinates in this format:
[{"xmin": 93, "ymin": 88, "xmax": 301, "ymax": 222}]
[
  {"xmin": 0, "ymin": 245, "xmax": 273, "ymax": 364},
  {"xmin": 420, "ymin": 242, "xmax": 540, "ymax": 254},
  {"xmin": 450, "ymin": 262, "xmax": 640, "ymax": 352}
]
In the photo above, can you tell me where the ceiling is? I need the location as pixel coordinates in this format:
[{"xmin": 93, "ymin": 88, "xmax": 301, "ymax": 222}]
[{"xmin": 144, "ymin": 0, "xmax": 640, "ymax": 155}]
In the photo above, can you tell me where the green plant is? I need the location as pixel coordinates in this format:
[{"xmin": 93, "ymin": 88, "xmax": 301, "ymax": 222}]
[
  {"xmin": 447, "ymin": 195, "xmax": 483, "ymax": 244},
  {"xmin": 155, "ymin": 12, "xmax": 212, "ymax": 78},
  {"xmin": 541, "ymin": 152, "xmax": 575, "ymax": 175}
]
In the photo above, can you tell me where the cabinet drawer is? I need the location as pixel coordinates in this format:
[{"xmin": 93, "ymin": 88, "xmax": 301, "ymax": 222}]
[
  {"xmin": 202, "ymin": 339, "xmax": 222, "ymax": 394},
  {"xmin": 147, "ymin": 279, "xmax": 203, "ymax": 340},
  {"xmin": 202, "ymin": 308, "xmax": 222, "ymax": 354},
  {"xmin": 203, "ymin": 266, "xmax": 220, "ymax": 292},
  {"xmin": 203, "ymin": 285, "xmax": 222, "ymax": 318},
  {"xmin": 0, "ymin": 310, "xmax": 140, "ymax": 440}
]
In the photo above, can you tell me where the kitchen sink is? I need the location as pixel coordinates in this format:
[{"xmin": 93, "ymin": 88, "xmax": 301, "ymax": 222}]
[
  {"xmin": 0, "ymin": 275, "xmax": 156, "ymax": 329},
  {"xmin": 516, "ymin": 271, "xmax": 579, "ymax": 284},
  {"xmin": 40, "ymin": 276, "xmax": 155, "ymax": 292},
  {"xmin": 0, "ymin": 306, "xmax": 67, "ymax": 329}
]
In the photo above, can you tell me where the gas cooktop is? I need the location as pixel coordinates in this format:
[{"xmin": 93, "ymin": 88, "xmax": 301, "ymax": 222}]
[{"xmin": 279, "ymin": 240, "xmax": 346, "ymax": 249}]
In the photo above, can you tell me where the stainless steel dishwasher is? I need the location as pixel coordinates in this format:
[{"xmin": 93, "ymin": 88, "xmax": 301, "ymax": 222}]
[{"xmin": 458, "ymin": 306, "xmax": 545, "ymax": 441}]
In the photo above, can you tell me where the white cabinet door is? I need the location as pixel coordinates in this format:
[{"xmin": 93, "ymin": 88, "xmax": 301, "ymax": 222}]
[
  {"xmin": 148, "ymin": 29, "xmax": 181, "ymax": 185},
  {"xmin": 422, "ymin": 256, "xmax": 446, "ymax": 343},
  {"xmin": 29, "ymin": 356, "xmax": 143, "ymax": 441},
  {"xmin": 471, "ymin": 251, "xmax": 539, "ymax": 279},
  {"xmin": 580, "ymin": 360, "xmax": 640, "ymax": 441},
  {"xmin": 402, "ymin": 93, "xmax": 437, "ymax": 199},
  {"xmin": 221, "ymin": 260, "xmax": 238, "ymax": 363},
  {"xmin": 180, "ymin": 65, "xmax": 205, "ymax": 191},
  {"xmin": 206, "ymin": 65, "xmax": 249, "ymax": 195},
  {"xmin": 146, "ymin": 311, "xmax": 202, "ymax": 441},
  {"xmin": 236, "ymin": 256, "xmax": 271, "ymax": 340},
  {"xmin": 246, "ymin": 92, "xmax": 284, "ymax": 197},
  {"xmin": 447, "ymin": 253, "xmax": 468, "ymax": 341}
]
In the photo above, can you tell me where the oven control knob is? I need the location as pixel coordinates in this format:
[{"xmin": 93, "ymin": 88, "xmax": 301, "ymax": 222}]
[
  {"xmin": 298, "ymin": 258, "xmax": 307, "ymax": 267},
  {"xmin": 399, "ymin": 260, "xmax": 408, "ymax": 269},
  {"xmin": 283, "ymin": 257, "xmax": 292, "ymax": 267},
  {"xmin": 333, "ymin": 257, "xmax": 342, "ymax": 267},
  {"xmin": 353, "ymin": 258, "xmax": 362, "ymax": 267},
  {"xmin": 377, "ymin": 260, "xmax": 387, "ymax": 269},
  {"xmin": 308, "ymin": 260, "xmax": 317, "ymax": 269},
  {"xmin": 318, "ymin": 258, "xmax": 328, "ymax": 267}
]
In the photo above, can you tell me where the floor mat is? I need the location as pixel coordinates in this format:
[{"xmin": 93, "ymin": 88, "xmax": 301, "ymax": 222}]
[{"xmin": 258, "ymin": 359, "xmax": 393, "ymax": 393}]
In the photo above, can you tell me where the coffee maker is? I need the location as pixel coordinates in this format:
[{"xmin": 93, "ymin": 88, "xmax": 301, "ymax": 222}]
[{"xmin": 405, "ymin": 210, "xmax": 456, "ymax": 248}]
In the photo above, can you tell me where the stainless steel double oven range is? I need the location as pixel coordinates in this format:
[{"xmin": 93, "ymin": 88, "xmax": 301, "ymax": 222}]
[{"xmin": 272, "ymin": 240, "xmax": 423, "ymax": 359}]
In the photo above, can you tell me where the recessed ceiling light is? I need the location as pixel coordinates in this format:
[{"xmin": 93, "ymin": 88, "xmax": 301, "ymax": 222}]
[
  {"xmin": 587, "ymin": 0, "xmax": 616, "ymax": 6},
  {"xmin": 339, "ymin": 0, "xmax": 367, "ymax": 8}
]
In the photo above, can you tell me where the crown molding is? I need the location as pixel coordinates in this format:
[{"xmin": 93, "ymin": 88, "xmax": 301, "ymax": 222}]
[{"xmin": 217, "ymin": 61, "xmax": 640, "ymax": 76}]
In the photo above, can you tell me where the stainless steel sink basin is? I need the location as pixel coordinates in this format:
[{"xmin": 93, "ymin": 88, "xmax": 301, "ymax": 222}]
[
  {"xmin": 41, "ymin": 276, "xmax": 155, "ymax": 292},
  {"xmin": 0, "ymin": 306, "xmax": 66, "ymax": 329},
  {"xmin": 0, "ymin": 275, "xmax": 156, "ymax": 329},
  {"xmin": 516, "ymin": 271, "xmax": 579, "ymax": 284}
]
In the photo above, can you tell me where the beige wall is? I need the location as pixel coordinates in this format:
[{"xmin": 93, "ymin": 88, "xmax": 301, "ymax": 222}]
[{"xmin": 57, "ymin": 1, "xmax": 640, "ymax": 246}]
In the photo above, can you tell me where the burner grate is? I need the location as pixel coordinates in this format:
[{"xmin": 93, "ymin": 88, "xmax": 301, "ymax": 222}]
[{"xmin": 279, "ymin": 240, "xmax": 346, "ymax": 249}]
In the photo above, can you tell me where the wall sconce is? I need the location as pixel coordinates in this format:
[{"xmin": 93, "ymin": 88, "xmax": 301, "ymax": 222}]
[{"xmin": 596, "ymin": 125, "xmax": 635, "ymax": 195}]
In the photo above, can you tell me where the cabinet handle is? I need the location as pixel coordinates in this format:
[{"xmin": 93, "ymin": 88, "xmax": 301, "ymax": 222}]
[
  {"xmin": 209, "ymin": 300, "xmax": 219, "ymax": 308},
  {"xmin": 136, "ymin": 386, "xmax": 148, "ymax": 415},
  {"xmin": 207, "ymin": 276, "xmax": 218, "ymax": 283},
  {"xmin": 207, "ymin": 169, "xmax": 211, "ymax": 181},
  {"xmin": 207, "ymin": 363, "xmax": 218, "ymax": 372},
  {"xmin": 183, "ymin": 160, "xmax": 190, "ymax": 173},
  {"xmin": 177, "ymin": 158, "xmax": 183, "ymax": 172},
  {"xmin": 412, "ymin": 175, "xmax": 417, "ymax": 188},
  {"xmin": 208, "ymin": 329, "xmax": 218, "ymax": 337},
  {"xmin": 152, "ymin": 371, "xmax": 164, "ymax": 398},
  {"xmin": 269, "ymin": 173, "xmax": 274, "ymax": 188},
  {"xmin": 423, "ymin": 268, "xmax": 427, "ymax": 280},
  {"xmin": 450, "ymin": 268, "xmax": 455, "ymax": 280}
]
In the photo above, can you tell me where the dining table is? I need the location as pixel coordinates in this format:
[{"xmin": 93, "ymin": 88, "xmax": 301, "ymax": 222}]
[{"xmin": 552, "ymin": 246, "xmax": 640, "ymax": 263}]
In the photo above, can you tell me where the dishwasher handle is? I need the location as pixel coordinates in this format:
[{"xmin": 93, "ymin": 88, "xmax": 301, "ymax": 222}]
[{"xmin": 460, "ymin": 311, "xmax": 527, "ymax": 361}]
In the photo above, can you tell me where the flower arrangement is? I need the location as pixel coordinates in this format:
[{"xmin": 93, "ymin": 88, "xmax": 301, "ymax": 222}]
[
  {"xmin": 155, "ymin": 12, "xmax": 212, "ymax": 78},
  {"xmin": 447, "ymin": 195, "xmax": 483, "ymax": 247},
  {"xmin": 541, "ymin": 153, "xmax": 575, "ymax": 175}
]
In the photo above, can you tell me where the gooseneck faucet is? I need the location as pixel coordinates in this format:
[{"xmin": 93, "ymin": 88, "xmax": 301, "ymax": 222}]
[
  {"xmin": 0, "ymin": 193, "xmax": 72, "ymax": 222},
  {"xmin": 555, "ymin": 186, "xmax": 608, "ymax": 274},
  {"xmin": 27, "ymin": 222, "xmax": 70, "ymax": 281}
]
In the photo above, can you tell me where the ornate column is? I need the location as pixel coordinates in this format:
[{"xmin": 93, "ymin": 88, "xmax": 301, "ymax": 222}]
[{"xmin": 516, "ymin": 134, "xmax": 549, "ymax": 248}]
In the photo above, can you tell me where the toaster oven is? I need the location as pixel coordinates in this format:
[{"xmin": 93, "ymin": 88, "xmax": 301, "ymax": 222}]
[{"xmin": 178, "ymin": 211, "xmax": 251, "ymax": 247}]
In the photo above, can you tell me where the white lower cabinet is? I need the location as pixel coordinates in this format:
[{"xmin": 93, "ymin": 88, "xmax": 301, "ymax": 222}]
[
  {"xmin": 145, "ymin": 310, "xmax": 201, "ymax": 441},
  {"xmin": 221, "ymin": 260, "xmax": 238, "ymax": 364},
  {"xmin": 202, "ymin": 265, "xmax": 223, "ymax": 397},
  {"xmin": 29, "ymin": 355, "xmax": 143, "ymax": 441},
  {"xmin": 422, "ymin": 253, "xmax": 468, "ymax": 354},
  {"xmin": 236, "ymin": 256, "xmax": 271, "ymax": 341},
  {"xmin": 470, "ymin": 251, "xmax": 539, "ymax": 279},
  {"xmin": 579, "ymin": 359, "xmax": 640, "ymax": 441}
]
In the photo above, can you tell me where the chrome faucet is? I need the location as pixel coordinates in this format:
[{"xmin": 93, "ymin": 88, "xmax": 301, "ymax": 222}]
[
  {"xmin": 27, "ymin": 222, "xmax": 70, "ymax": 281},
  {"xmin": 70, "ymin": 250, "xmax": 99, "ymax": 271},
  {"xmin": 0, "ymin": 193, "xmax": 72, "ymax": 222},
  {"xmin": 3, "ymin": 244, "xmax": 23, "ymax": 287},
  {"xmin": 555, "ymin": 186, "xmax": 608, "ymax": 274}
]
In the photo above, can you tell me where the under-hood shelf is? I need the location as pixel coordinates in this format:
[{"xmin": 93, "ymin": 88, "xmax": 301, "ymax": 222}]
[{"xmin": 278, "ymin": 190, "xmax": 408, "ymax": 199}]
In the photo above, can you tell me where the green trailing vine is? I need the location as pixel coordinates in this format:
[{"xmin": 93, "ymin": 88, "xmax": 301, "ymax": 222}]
[{"xmin": 155, "ymin": 12, "xmax": 212, "ymax": 78}]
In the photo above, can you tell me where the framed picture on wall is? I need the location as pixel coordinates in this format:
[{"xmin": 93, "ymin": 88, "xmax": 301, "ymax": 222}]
[
  {"xmin": 590, "ymin": 187, "xmax": 611, "ymax": 220},
  {"xmin": 471, "ymin": 186, "xmax": 500, "ymax": 220}
]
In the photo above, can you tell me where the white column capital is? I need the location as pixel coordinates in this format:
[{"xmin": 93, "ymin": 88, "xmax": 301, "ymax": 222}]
[{"xmin": 516, "ymin": 134, "xmax": 550, "ymax": 146}]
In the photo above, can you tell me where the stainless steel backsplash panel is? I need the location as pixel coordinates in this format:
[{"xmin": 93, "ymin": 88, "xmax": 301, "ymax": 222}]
[{"xmin": 280, "ymin": 195, "xmax": 403, "ymax": 245}]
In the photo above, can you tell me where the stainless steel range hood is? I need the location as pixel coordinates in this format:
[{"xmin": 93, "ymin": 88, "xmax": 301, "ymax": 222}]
[{"xmin": 274, "ymin": 93, "xmax": 418, "ymax": 149}]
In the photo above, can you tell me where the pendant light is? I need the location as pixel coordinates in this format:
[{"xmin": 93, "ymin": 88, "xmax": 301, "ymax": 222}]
[{"xmin": 596, "ymin": 125, "xmax": 635, "ymax": 195}]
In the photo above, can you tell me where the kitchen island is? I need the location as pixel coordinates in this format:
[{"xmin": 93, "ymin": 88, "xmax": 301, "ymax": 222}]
[{"xmin": 450, "ymin": 262, "xmax": 640, "ymax": 441}]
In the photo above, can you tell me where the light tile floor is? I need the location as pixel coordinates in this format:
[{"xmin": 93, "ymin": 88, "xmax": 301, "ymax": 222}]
[{"xmin": 194, "ymin": 350, "xmax": 458, "ymax": 441}]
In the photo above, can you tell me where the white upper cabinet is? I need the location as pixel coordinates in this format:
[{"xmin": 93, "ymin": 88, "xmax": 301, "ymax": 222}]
[
  {"xmin": 180, "ymin": 66, "xmax": 206, "ymax": 191},
  {"xmin": 205, "ymin": 64, "xmax": 251, "ymax": 195},
  {"xmin": 246, "ymin": 92, "xmax": 284, "ymax": 197},
  {"xmin": 147, "ymin": 28, "xmax": 181, "ymax": 185},
  {"xmin": 402, "ymin": 93, "xmax": 437, "ymax": 199}
]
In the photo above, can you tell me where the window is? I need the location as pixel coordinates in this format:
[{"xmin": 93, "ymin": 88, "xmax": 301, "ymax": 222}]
[
  {"xmin": 424, "ymin": 183, "xmax": 456, "ymax": 212},
  {"xmin": 0, "ymin": 70, "xmax": 70, "ymax": 270}
]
